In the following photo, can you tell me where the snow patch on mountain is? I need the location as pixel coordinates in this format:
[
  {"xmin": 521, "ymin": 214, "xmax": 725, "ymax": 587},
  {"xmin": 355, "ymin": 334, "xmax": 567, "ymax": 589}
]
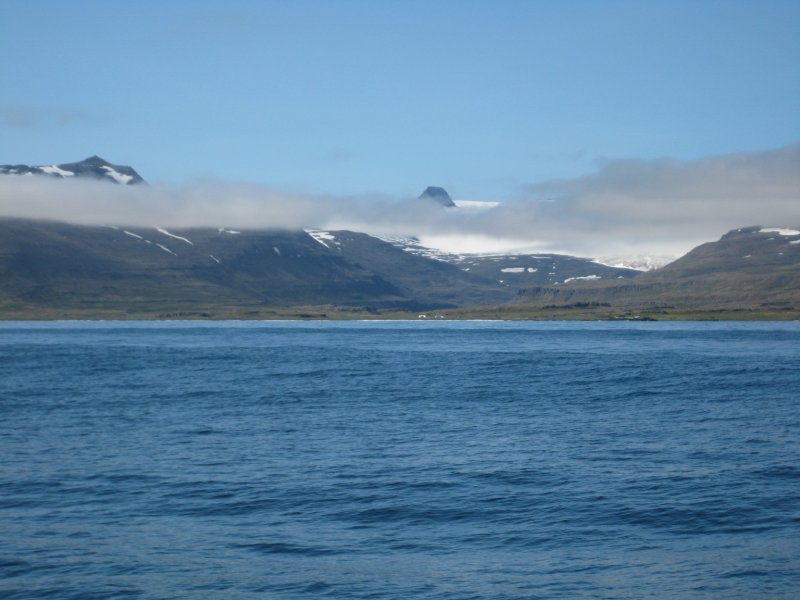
[
  {"xmin": 100, "ymin": 165, "xmax": 134, "ymax": 184},
  {"xmin": 155, "ymin": 243, "xmax": 177, "ymax": 256},
  {"xmin": 305, "ymin": 230, "xmax": 335, "ymax": 248},
  {"xmin": 593, "ymin": 255, "xmax": 674, "ymax": 271},
  {"xmin": 759, "ymin": 227, "xmax": 800, "ymax": 237},
  {"xmin": 375, "ymin": 235, "xmax": 471, "ymax": 262},
  {"xmin": 39, "ymin": 165, "xmax": 75, "ymax": 177},
  {"xmin": 155, "ymin": 227, "xmax": 193, "ymax": 245},
  {"xmin": 563, "ymin": 275, "xmax": 602, "ymax": 284}
]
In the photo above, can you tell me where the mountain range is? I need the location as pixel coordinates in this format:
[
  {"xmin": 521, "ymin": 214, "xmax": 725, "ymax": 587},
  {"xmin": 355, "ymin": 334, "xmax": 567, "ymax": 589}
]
[{"xmin": 0, "ymin": 157, "xmax": 797, "ymax": 319}]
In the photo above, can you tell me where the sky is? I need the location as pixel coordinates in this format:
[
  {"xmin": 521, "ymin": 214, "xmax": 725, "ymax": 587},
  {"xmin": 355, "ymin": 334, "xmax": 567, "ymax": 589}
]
[{"xmin": 1, "ymin": 0, "xmax": 799, "ymax": 257}]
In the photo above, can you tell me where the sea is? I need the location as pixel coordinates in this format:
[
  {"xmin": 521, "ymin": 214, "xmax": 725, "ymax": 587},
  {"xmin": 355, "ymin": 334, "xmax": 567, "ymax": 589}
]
[{"xmin": 1, "ymin": 320, "xmax": 799, "ymax": 599}]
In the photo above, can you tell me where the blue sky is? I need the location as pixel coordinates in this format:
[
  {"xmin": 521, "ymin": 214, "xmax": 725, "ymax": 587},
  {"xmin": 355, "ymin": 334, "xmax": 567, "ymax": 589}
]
[{"xmin": 1, "ymin": 0, "xmax": 798, "ymax": 201}]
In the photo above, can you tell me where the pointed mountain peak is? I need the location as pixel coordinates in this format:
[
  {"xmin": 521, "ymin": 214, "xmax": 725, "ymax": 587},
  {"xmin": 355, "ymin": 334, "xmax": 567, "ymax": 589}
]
[
  {"xmin": 419, "ymin": 186, "xmax": 456, "ymax": 207},
  {"xmin": 81, "ymin": 155, "xmax": 112, "ymax": 167},
  {"xmin": 56, "ymin": 156, "xmax": 146, "ymax": 185},
  {"xmin": 0, "ymin": 155, "xmax": 146, "ymax": 185}
]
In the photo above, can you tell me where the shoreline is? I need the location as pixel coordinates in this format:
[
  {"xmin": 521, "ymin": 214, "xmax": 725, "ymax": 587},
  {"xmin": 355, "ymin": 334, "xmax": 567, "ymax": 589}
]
[{"xmin": 1, "ymin": 307, "xmax": 798, "ymax": 322}]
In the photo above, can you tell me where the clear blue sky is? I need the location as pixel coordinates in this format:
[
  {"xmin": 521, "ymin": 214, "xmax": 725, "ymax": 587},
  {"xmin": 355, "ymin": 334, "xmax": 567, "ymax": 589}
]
[{"xmin": 2, "ymin": 0, "xmax": 798, "ymax": 200}]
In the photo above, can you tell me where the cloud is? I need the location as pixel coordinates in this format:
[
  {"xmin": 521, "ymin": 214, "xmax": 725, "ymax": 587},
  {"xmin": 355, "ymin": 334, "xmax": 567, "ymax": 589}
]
[
  {"xmin": 333, "ymin": 143, "xmax": 800, "ymax": 257},
  {"xmin": 495, "ymin": 143, "xmax": 800, "ymax": 256},
  {"xmin": 0, "ymin": 143, "xmax": 797, "ymax": 259},
  {"xmin": 0, "ymin": 106, "xmax": 96, "ymax": 130},
  {"xmin": 0, "ymin": 177, "xmax": 331, "ymax": 229}
]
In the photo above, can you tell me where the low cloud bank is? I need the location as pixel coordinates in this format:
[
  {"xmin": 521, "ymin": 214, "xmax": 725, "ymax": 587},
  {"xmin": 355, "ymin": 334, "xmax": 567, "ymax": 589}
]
[
  {"xmin": 497, "ymin": 143, "xmax": 800, "ymax": 257},
  {"xmin": 1, "ymin": 143, "xmax": 797, "ymax": 258}
]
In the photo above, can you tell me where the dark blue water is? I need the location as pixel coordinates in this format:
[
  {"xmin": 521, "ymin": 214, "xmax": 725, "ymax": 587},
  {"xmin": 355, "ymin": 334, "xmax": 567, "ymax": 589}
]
[{"xmin": 1, "ymin": 321, "xmax": 799, "ymax": 599}]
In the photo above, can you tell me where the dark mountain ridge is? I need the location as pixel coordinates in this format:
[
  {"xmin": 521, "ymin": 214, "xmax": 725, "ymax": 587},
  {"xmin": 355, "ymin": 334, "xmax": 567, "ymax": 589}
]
[
  {"xmin": 0, "ymin": 155, "xmax": 145, "ymax": 185},
  {"xmin": 418, "ymin": 186, "xmax": 456, "ymax": 207},
  {"xmin": 0, "ymin": 219, "xmax": 519, "ymax": 317}
]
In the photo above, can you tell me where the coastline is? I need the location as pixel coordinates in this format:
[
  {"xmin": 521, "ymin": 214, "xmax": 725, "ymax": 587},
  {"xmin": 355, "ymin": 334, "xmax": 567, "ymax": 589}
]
[{"xmin": 0, "ymin": 305, "xmax": 798, "ymax": 322}]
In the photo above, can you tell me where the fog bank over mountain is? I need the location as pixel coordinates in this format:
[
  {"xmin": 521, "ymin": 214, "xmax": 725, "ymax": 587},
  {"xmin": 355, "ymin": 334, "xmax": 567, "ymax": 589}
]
[{"xmin": 1, "ymin": 144, "xmax": 797, "ymax": 259}]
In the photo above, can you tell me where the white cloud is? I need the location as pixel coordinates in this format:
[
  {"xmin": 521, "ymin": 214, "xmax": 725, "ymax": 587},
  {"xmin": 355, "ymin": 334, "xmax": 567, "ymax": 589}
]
[{"xmin": 485, "ymin": 143, "xmax": 800, "ymax": 257}]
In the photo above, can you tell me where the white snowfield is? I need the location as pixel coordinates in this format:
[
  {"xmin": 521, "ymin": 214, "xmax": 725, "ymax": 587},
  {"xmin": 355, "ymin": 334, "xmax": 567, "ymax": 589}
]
[
  {"xmin": 563, "ymin": 275, "xmax": 602, "ymax": 284},
  {"xmin": 123, "ymin": 230, "xmax": 143, "ymax": 240},
  {"xmin": 305, "ymin": 230, "xmax": 337, "ymax": 248},
  {"xmin": 39, "ymin": 165, "xmax": 75, "ymax": 177},
  {"xmin": 500, "ymin": 267, "xmax": 538, "ymax": 273},
  {"xmin": 377, "ymin": 235, "xmax": 464, "ymax": 261},
  {"xmin": 759, "ymin": 227, "xmax": 800, "ymax": 237},
  {"xmin": 154, "ymin": 227, "xmax": 193, "ymax": 245},
  {"xmin": 377, "ymin": 235, "xmax": 554, "ymax": 263},
  {"xmin": 452, "ymin": 200, "xmax": 500, "ymax": 211},
  {"xmin": 100, "ymin": 165, "xmax": 134, "ymax": 184},
  {"xmin": 218, "ymin": 228, "xmax": 241, "ymax": 234},
  {"xmin": 593, "ymin": 256, "xmax": 674, "ymax": 271}
]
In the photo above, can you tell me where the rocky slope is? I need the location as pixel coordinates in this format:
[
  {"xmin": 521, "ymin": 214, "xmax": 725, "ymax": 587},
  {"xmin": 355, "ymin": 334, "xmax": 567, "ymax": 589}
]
[
  {"xmin": 0, "ymin": 219, "xmax": 520, "ymax": 316},
  {"xmin": 515, "ymin": 226, "xmax": 800, "ymax": 311}
]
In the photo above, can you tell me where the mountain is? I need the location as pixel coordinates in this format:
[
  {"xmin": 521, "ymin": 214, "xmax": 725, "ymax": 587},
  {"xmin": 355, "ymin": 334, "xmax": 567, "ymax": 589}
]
[
  {"xmin": 3, "ymin": 159, "xmax": 795, "ymax": 318},
  {"xmin": 0, "ymin": 164, "xmax": 640, "ymax": 317},
  {"xmin": 0, "ymin": 155, "xmax": 144, "ymax": 185},
  {"xmin": 514, "ymin": 226, "xmax": 800, "ymax": 313},
  {"xmin": 418, "ymin": 186, "xmax": 456, "ymax": 207},
  {"xmin": 376, "ymin": 235, "xmax": 641, "ymax": 286},
  {"xmin": 0, "ymin": 219, "xmax": 524, "ymax": 317}
]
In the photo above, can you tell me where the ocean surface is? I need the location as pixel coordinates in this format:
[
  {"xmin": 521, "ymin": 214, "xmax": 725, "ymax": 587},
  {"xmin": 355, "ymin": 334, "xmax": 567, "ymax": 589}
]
[{"xmin": 1, "ymin": 320, "xmax": 799, "ymax": 599}]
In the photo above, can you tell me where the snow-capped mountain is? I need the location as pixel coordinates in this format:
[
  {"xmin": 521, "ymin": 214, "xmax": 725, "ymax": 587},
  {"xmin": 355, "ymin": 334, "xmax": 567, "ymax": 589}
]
[
  {"xmin": 375, "ymin": 234, "xmax": 640, "ymax": 286},
  {"xmin": 0, "ymin": 155, "xmax": 144, "ymax": 185}
]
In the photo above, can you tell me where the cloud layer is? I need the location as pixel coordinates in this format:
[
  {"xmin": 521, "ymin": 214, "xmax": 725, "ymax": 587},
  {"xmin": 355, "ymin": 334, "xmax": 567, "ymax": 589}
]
[
  {"xmin": 493, "ymin": 143, "xmax": 800, "ymax": 256},
  {"xmin": 1, "ymin": 144, "xmax": 797, "ymax": 259}
]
